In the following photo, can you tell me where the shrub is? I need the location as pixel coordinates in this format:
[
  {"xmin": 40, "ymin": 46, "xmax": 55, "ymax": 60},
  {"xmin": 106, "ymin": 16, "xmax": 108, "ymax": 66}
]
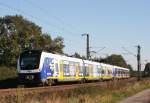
[{"xmin": 0, "ymin": 66, "xmax": 17, "ymax": 80}]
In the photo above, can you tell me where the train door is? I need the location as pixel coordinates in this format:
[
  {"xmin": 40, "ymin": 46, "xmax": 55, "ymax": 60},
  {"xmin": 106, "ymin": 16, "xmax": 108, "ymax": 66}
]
[
  {"xmin": 101, "ymin": 65, "xmax": 105, "ymax": 79},
  {"xmin": 62, "ymin": 60, "xmax": 76, "ymax": 80},
  {"xmin": 89, "ymin": 64, "xmax": 93, "ymax": 79},
  {"xmin": 62, "ymin": 60, "xmax": 70, "ymax": 79},
  {"xmin": 85, "ymin": 63, "xmax": 89, "ymax": 78},
  {"xmin": 52, "ymin": 59, "xmax": 59, "ymax": 78},
  {"xmin": 78, "ymin": 63, "xmax": 84, "ymax": 78},
  {"xmin": 69, "ymin": 62, "xmax": 76, "ymax": 79},
  {"xmin": 75, "ymin": 62, "xmax": 80, "ymax": 80},
  {"xmin": 98, "ymin": 65, "xmax": 102, "ymax": 79},
  {"xmin": 93, "ymin": 65, "xmax": 99, "ymax": 79}
]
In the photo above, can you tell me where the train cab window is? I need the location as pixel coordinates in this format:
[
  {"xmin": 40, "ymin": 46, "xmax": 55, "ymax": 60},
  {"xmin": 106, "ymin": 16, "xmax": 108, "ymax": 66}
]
[
  {"xmin": 19, "ymin": 50, "xmax": 41, "ymax": 70},
  {"xmin": 20, "ymin": 55, "xmax": 40, "ymax": 70}
]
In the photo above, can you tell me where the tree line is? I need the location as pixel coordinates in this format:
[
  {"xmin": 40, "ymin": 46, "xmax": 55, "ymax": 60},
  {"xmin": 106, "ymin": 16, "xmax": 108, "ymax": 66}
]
[{"xmin": 71, "ymin": 52, "xmax": 133, "ymax": 73}]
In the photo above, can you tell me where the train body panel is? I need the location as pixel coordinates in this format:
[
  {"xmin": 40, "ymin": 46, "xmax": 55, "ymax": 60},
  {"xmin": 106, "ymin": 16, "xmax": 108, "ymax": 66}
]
[
  {"xmin": 17, "ymin": 50, "xmax": 130, "ymax": 85},
  {"xmin": 39, "ymin": 52, "xmax": 61, "ymax": 81},
  {"xmin": 100, "ymin": 63, "xmax": 113, "ymax": 80},
  {"xmin": 59, "ymin": 55, "xmax": 82, "ymax": 81}
]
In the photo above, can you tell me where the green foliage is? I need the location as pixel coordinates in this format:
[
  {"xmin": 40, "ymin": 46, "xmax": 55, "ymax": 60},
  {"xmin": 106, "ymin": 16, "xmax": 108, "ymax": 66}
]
[
  {"xmin": 93, "ymin": 54, "xmax": 130, "ymax": 68},
  {"xmin": 48, "ymin": 36, "xmax": 65, "ymax": 54},
  {"xmin": 74, "ymin": 53, "xmax": 132, "ymax": 69},
  {"xmin": 72, "ymin": 52, "xmax": 83, "ymax": 59},
  {"xmin": 144, "ymin": 63, "xmax": 150, "ymax": 77},
  {"xmin": 0, "ymin": 15, "xmax": 64, "ymax": 66},
  {"xmin": 104, "ymin": 54, "xmax": 128, "ymax": 68},
  {"xmin": 69, "ymin": 52, "xmax": 86, "ymax": 59},
  {"xmin": 0, "ymin": 66, "xmax": 17, "ymax": 80}
]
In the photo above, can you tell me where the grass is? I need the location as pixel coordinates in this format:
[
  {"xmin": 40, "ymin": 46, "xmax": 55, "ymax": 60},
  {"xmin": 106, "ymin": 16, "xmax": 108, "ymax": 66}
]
[
  {"xmin": 0, "ymin": 66, "xmax": 17, "ymax": 80},
  {"xmin": 1, "ymin": 78, "xmax": 150, "ymax": 103},
  {"xmin": 0, "ymin": 66, "xmax": 17, "ymax": 89}
]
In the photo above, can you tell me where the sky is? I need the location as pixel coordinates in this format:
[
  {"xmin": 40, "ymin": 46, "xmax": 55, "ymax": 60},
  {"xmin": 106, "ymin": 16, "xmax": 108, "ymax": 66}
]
[{"xmin": 0, "ymin": 0, "xmax": 150, "ymax": 70}]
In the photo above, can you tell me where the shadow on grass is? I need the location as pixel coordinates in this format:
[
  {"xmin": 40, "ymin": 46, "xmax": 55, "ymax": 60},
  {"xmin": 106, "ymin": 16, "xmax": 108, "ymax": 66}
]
[
  {"xmin": 0, "ymin": 78, "xmax": 81, "ymax": 89},
  {"xmin": 0, "ymin": 77, "xmax": 18, "ymax": 89},
  {"xmin": 0, "ymin": 78, "xmax": 101, "ymax": 89}
]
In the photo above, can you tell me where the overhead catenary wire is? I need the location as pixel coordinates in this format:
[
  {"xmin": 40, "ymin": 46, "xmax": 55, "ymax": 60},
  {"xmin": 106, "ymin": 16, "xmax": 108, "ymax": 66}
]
[
  {"xmin": 122, "ymin": 47, "xmax": 137, "ymax": 57},
  {"xmin": 23, "ymin": 0, "xmax": 80, "ymax": 35},
  {"xmin": 0, "ymin": 2, "xmax": 58, "ymax": 30},
  {"xmin": 0, "ymin": 1, "xmax": 78, "ymax": 36}
]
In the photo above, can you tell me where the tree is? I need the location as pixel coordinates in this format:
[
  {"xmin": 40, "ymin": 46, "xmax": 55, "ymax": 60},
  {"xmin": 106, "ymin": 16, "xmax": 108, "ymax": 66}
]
[
  {"xmin": 48, "ymin": 36, "xmax": 65, "ymax": 54},
  {"xmin": 144, "ymin": 63, "xmax": 150, "ymax": 77},
  {"xmin": 104, "ymin": 54, "xmax": 128, "ymax": 68},
  {"xmin": 93, "ymin": 54, "xmax": 129, "ymax": 68},
  {"xmin": 127, "ymin": 64, "xmax": 134, "ymax": 76},
  {"xmin": 0, "ymin": 15, "xmax": 64, "ymax": 66},
  {"xmin": 70, "ymin": 52, "xmax": 81, "ymax": 58},
  {"xmin": 72, "ymin": 52, "xmax": 86, "ymax": 59},
  {"xmin": 39, "ymin": 34, "xmax": 52, "ymax": 51}
]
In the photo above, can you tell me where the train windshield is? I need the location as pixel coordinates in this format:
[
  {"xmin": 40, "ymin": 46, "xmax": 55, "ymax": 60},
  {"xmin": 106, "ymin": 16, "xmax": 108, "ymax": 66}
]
[{"xmin": 20, "ymin": 51, "xmax": 41, "ymax": 70}]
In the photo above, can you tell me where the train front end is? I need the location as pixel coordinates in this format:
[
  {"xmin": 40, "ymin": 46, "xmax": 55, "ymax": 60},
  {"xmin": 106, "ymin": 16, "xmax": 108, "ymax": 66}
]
[{"xmin": 17, "ymin": 50, "xmax": 42, "ymax": 85}]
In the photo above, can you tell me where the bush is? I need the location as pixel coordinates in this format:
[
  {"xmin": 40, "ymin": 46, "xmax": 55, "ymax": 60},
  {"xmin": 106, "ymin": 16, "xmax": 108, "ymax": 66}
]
[{"xmin": 0, "ymin": 66, "xmax": 17, "ymax": 80}]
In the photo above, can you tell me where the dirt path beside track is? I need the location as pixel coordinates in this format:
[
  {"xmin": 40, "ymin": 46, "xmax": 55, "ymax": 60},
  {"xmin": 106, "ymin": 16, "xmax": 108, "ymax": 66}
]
[{"xmin": 118, "ymin": 89, "xmax": 150, "ymax": 103}]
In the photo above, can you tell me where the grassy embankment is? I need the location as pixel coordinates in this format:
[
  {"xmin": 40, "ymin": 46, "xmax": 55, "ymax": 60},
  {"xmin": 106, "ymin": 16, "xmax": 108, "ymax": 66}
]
[
  {"xmin": 2, "ymin": 78, "xmax": 150, "ymax": 103},
  {"xmin": 0, "ymin": 66, "xmax": 17, "ymax": 88},
  {"xmin": 0, "ymin": 66, "xmax": 17, "ymax": 80}
]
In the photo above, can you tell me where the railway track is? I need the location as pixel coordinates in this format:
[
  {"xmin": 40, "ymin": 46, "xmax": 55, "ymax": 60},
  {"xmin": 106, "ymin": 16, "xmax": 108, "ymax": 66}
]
[{"xmin": 0, "ymin": 77, "xmax": 136, "ymax": 98}]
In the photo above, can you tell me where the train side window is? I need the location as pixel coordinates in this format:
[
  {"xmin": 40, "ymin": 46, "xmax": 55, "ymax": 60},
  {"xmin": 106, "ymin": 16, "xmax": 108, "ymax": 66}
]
[
  {"xmin": 55, "ymin": 63, "xmax": 59, "ymax": 73},
  {"xmin": 69, "ymin": 62, "xmax": 76, "ymax": 76},
  {"xmin": 85, "ymin": 65, "xmax": 88, "ymax": 76},
  {"xmin": 63, "ymin": 64, "xmax": 70, "ymax": 76},
  {"xmin": 101, "ymin": 69, "xmax": 105, "ymax": 74},
  {"xmin": 97, "ymin": 66, "xmax": 100, "ymax": 74},
  {"xmin": 79, "ymin": 66, "xmax": 83, "ymax": 73}
]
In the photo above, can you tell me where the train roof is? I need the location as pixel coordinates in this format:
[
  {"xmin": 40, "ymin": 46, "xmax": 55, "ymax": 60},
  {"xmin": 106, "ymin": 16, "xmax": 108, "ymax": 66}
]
[
  {"xmin": 42, "ymin": 51, "xmax": 82, "ymax": 63},
  {"xmin": 38, "ymin": 51, "xmax": 129, "ymax": 70}
]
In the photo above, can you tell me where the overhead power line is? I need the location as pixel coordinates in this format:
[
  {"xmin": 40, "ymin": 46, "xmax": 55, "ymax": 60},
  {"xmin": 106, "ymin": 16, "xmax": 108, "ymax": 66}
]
[
  {"xmin": 0, "ymin": 1, "xmax": 78, "ymax": 35},
  {"xmin": 122, "ymin": 47, "xmax": 136, "ymax": 57},
  {"xmin": 24, "ymin": 0, "xmax": 65, "ymax": 25},
  {"xmin": 24, "ymin": 0, "xmax": 79, "ymax": 35}
]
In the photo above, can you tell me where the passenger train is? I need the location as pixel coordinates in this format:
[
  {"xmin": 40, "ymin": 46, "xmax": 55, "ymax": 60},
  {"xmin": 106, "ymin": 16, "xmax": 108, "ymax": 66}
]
[{"xmin": 17, "ymin": 50, "xmax": 130, "ymax": 86}]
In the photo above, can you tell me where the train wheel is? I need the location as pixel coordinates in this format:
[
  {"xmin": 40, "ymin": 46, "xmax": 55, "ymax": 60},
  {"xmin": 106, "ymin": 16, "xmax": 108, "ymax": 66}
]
[
  {"xmin": 47, "ymin": 79, "xmax": 55, "ymax": 86},
  {"xmin": 80, "ymin": 78, "xmax": 86, "ymax": 84},
  {"xmin": 17, "ymin": 84, "xmax": 25, "ymax": 88},
  {"xmin": 99, "ymin": 78, "xmax": 103, "ymax": 82}
]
